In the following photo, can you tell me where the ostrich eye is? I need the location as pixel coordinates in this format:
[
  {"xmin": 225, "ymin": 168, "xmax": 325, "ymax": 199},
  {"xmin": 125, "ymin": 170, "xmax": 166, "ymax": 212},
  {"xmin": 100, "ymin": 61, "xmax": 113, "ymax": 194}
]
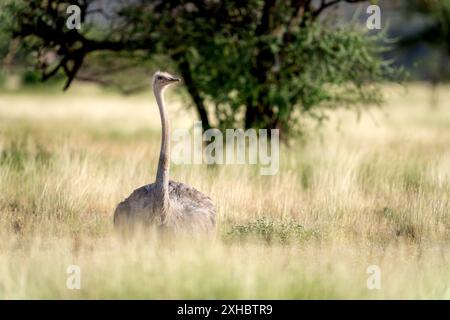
[{"xmin": 157, "ymin": 76, "xmax": 162, "ymax": 80}]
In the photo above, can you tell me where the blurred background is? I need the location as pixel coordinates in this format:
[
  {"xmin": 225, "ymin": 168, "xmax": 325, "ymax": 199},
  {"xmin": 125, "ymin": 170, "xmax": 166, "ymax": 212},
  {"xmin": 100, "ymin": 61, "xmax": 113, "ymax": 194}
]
[{"xmin": 0, "ymin": 0, "xmax": 449, "ymax": 136}]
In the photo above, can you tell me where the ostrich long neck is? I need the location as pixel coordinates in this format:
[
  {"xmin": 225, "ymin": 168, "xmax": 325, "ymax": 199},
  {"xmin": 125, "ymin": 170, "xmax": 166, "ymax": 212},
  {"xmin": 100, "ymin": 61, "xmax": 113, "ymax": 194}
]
[{"xmin": 154, "ymin": 85, "xmax": 170, "ymax": 214}]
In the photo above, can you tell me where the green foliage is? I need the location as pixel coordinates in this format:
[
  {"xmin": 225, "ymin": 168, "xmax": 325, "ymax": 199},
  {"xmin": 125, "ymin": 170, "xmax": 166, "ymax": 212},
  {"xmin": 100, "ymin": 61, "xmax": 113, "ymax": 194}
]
[
  {"xmin": 0, "ymin": 1, "xmax": 18, "ymax": 57},
  {"xmin": 190, "ymin": 21, "xmax": 396, "ymax": 134},
  {"xmin": 21, "ymin": 70, "xmax": 41, "ymax": 85},
  {"xmin": 226, "ymin": 218, "xmax": 319, "ymax": 244},
  {"xmin": 1, "ymin": 0, "xmax": 400, "ymax": 137},
  {"xmin": 0, "ymin": 0, "xmax": 30, "ymax": 62}
]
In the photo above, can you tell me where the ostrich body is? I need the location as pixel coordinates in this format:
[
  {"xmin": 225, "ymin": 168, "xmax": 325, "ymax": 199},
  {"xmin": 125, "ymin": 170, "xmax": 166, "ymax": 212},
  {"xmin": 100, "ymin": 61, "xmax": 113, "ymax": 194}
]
[{"xmin": 114, "ymin": 71, "xmax": 216, "ymax": 234}]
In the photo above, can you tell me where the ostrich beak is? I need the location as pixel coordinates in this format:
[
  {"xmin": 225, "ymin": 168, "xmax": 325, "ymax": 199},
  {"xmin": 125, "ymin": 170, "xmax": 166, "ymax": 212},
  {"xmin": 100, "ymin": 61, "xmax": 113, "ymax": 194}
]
[{"xmin": 169, "ymin": 77, "xmax": 180, "ymax": 83}]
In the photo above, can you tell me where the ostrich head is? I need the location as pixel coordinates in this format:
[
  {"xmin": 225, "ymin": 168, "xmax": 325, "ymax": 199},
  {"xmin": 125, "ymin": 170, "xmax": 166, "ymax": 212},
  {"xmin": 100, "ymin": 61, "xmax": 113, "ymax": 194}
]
[{"xmin": 152, "ymin": 71, "xmax": 180, "ymax": 92}]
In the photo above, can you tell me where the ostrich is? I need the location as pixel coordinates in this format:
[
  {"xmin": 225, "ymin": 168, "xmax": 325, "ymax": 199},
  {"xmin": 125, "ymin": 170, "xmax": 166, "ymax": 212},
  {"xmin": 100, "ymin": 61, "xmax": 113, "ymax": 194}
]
[{"xmin": 113, "ymin": 71, "xmax": 216, "ymax": 234}]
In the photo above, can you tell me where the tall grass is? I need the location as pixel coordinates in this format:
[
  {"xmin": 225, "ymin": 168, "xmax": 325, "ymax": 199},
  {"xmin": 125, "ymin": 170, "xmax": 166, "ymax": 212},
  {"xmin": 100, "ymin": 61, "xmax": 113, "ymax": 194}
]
[{"xmin": 0, "ymin": 84, "xmax": 449, "ymax": 299}]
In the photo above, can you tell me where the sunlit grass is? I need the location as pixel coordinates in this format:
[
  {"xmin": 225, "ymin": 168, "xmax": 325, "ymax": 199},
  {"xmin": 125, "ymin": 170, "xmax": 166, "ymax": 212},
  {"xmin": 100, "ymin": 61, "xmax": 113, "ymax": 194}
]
[{"xmin": 0, "ymin": 83, "xmax": 449, "ymax": 299}]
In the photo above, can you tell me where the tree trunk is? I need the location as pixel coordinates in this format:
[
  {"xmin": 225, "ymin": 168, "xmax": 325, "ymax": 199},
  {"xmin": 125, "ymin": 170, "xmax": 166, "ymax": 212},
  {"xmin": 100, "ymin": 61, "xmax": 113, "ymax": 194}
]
[
  {"xmin": 245, "ymin": 0, "xmax": 277, "ymax": 130},
  {"xmin": 172, "ymin": 53, "xmax": 211, "ymax": 130}
]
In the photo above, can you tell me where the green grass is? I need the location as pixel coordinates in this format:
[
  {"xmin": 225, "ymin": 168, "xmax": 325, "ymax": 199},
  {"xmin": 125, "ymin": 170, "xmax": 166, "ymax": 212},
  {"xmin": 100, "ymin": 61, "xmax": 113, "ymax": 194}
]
[
  {"xmin": 226, "ymin": 218, "xmax": 320, "ymax": 245},
  {"xmin": 0, "ymin": 83, "xmax": 449, "ymax": 299}
]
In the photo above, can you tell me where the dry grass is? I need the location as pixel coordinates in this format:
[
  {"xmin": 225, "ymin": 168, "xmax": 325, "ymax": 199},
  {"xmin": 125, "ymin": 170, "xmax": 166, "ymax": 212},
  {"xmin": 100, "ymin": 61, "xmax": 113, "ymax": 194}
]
[{"xmin": 0, "ymin": 84, "xmax": 449, "ymax": 299}]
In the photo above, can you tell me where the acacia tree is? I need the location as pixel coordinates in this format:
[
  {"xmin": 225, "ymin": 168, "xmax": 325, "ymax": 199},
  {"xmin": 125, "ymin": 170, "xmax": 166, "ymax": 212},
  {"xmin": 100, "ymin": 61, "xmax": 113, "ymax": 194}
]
[{"xmin": 0, "ymin": 0, "xmax": 396, "ymax": 137}]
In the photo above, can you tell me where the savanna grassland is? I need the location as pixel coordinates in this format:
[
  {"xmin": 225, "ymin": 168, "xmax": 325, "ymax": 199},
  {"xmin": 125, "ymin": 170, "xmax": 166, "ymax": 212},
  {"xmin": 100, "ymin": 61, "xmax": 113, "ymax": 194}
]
[{"xmin": 0, "ymin": 84, "xmax": 449, "ymax": 299}]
